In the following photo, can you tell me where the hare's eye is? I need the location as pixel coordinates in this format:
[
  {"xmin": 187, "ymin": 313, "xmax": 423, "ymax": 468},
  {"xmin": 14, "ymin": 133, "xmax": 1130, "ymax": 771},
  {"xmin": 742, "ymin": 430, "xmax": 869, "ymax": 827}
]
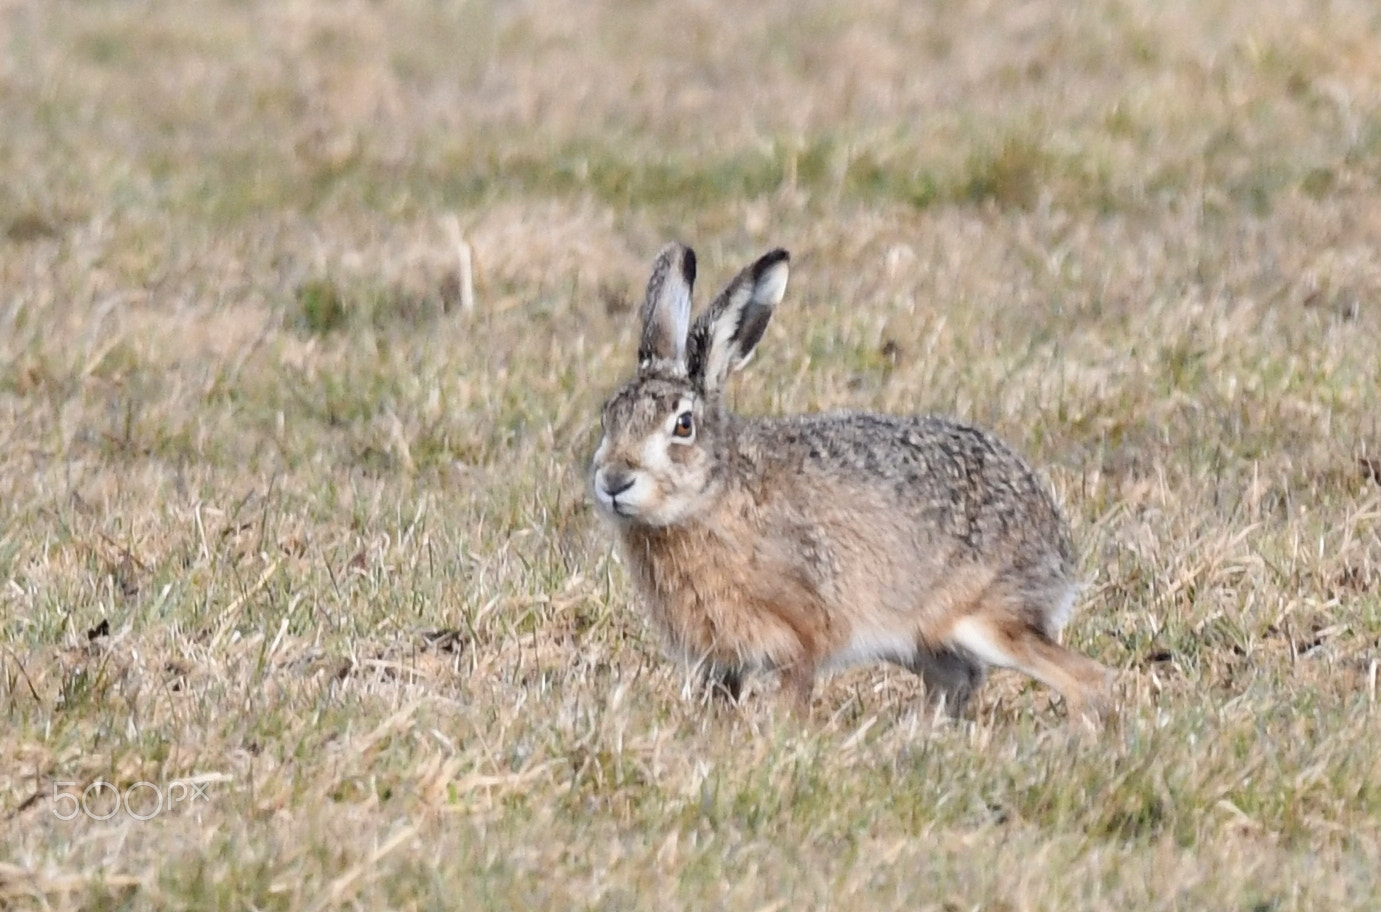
[{"xmin": 672, "ymin": 410, "xmax": 694, "ymax": 439}]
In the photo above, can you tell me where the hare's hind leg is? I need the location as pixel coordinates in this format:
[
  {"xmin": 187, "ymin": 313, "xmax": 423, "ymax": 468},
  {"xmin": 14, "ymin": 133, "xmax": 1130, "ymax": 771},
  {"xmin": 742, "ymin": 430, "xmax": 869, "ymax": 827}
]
[
  {"xmin": 947, "ymin": 611, "xmax": 1111, "ymax": 719},
  {"xmin": 904, "ymin": 647, "xmax": 986, "ymax": 718}
]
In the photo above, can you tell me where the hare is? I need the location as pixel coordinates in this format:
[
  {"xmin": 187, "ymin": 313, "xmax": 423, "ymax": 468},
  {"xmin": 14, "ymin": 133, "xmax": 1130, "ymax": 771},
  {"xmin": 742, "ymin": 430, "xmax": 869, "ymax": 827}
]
[{"xmin": 591, "ymin": 242, "xmax": 1111, "ymax": 719}]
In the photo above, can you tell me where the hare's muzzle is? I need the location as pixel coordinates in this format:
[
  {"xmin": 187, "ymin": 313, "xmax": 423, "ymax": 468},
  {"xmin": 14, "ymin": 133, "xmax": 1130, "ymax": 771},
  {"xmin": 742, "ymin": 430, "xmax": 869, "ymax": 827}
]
[
  {"xmin": 599, "ymin": 469, "xmax": 634, "ymax": 497},
  {"xmin": 593, "ymin": 467, "xmax": 637, "ymax": 516}
]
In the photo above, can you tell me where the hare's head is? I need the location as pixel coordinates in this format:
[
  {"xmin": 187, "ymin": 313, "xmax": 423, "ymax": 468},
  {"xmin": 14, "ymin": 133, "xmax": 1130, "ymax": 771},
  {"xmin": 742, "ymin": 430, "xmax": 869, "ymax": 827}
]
[{"xmin": 591, "ymin": 243, "xmax": 789, "ymax": 526}]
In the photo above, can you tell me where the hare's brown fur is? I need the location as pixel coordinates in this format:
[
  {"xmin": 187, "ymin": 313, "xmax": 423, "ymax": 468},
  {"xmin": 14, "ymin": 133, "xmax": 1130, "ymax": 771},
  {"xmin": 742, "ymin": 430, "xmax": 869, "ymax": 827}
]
[{"xmin": 592, "ymin": 244, "xmax": 1110, "ymax": 718}]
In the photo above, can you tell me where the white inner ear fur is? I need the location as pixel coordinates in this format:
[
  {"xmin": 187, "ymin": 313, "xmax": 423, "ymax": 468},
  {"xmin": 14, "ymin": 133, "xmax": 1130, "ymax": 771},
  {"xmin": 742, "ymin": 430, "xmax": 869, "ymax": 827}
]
[
  {"xmin": 704, "ymin": 289, "xmax": 745, "ymax": 385},
  {"xmin": 754, "ymin": 259, "xmax": 789, "ymax": 310},
  {"xmin": 704, "ymin": 259, "xmax": 789, "ymax": 386},
  {"xmin": 663, "ymin": 274, "xmax": 692, "ymax": 365},
  {"xmin": 670, "ymin": 295, "xmax": 691, "ymax": 365}
]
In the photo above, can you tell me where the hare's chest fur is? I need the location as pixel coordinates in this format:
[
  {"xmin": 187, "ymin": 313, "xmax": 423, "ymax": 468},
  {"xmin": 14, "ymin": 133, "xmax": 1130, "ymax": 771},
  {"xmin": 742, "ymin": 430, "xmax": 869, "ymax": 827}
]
[{"xmin": 617, "ymin": 513, "xmax": 836, "ymax": 672}]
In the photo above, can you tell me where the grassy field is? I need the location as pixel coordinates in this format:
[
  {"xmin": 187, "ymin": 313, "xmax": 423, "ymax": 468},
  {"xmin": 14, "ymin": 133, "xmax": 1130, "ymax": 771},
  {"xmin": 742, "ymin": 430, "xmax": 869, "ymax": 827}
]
[{"xmin": 3, "ymin": 0, "xmax": 1381, "ymax": 908}]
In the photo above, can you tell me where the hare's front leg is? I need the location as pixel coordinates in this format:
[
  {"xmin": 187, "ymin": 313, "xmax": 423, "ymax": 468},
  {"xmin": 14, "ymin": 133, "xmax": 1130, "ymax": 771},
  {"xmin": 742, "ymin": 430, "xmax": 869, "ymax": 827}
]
[
  {"xmin": 779, "ymin": 661, "xmax": 818, "ymax": 717},
  {"xmin": 705, "ymin": 666, "xmax": 745, "ymax": 703}
]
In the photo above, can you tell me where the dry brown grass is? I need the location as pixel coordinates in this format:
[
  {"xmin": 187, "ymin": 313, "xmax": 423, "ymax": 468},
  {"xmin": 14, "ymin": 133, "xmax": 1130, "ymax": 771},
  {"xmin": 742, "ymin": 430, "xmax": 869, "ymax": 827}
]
[{"xmin": 3, "ymin": 0, "xmax": 1381, "ymax": 908}]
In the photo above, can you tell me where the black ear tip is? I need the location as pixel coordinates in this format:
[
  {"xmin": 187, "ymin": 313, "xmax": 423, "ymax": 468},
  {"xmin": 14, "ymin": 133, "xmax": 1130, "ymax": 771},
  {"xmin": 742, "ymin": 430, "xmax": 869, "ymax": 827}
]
[
  {"xmin": 754, "ymin": 248, "xmax": 790, "ymax": 278},
  {"xmin": 681, "ymin": 246, "xmax": 697, "ymax": 285}
]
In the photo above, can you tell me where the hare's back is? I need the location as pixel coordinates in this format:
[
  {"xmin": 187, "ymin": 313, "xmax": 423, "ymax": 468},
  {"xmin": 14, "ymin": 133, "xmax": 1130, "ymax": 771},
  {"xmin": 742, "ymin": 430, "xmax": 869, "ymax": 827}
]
[{"xmin": 739, "ymin": 412, "xmax": 1073, "ymax": 564}]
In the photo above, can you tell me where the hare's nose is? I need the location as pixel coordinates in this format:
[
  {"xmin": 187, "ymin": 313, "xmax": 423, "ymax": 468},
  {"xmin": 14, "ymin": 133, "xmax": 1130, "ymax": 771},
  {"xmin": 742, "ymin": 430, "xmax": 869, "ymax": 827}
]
[{"xmin": 601, "ymin": 470, "xmax": 634, "ymax": 497}]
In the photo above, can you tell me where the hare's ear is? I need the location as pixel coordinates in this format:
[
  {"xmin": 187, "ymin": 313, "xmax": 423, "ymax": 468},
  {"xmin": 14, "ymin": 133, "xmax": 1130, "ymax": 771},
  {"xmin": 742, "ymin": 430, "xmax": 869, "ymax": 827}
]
[
  {"xmin": 638, "ymin": 243, "xmax": 696, "ymax": 371},
  {"xmin": 688, "ymin": 249, "xmax": 789, "ymax": 394}
]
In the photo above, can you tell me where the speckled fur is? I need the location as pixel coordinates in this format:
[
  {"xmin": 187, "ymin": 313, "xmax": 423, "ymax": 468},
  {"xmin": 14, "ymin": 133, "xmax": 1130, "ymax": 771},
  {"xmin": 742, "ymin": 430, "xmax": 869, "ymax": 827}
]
[{"xmin": 592, "ymin": 243, "xmax": 1110, "ymax": 718}]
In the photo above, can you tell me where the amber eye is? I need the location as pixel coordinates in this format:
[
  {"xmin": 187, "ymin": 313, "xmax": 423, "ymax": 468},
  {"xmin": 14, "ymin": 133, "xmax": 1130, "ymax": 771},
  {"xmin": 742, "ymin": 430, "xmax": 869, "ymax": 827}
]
[{"xmin": 672, "ymin": 410, "xmax": 694, "ymax": 438}]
